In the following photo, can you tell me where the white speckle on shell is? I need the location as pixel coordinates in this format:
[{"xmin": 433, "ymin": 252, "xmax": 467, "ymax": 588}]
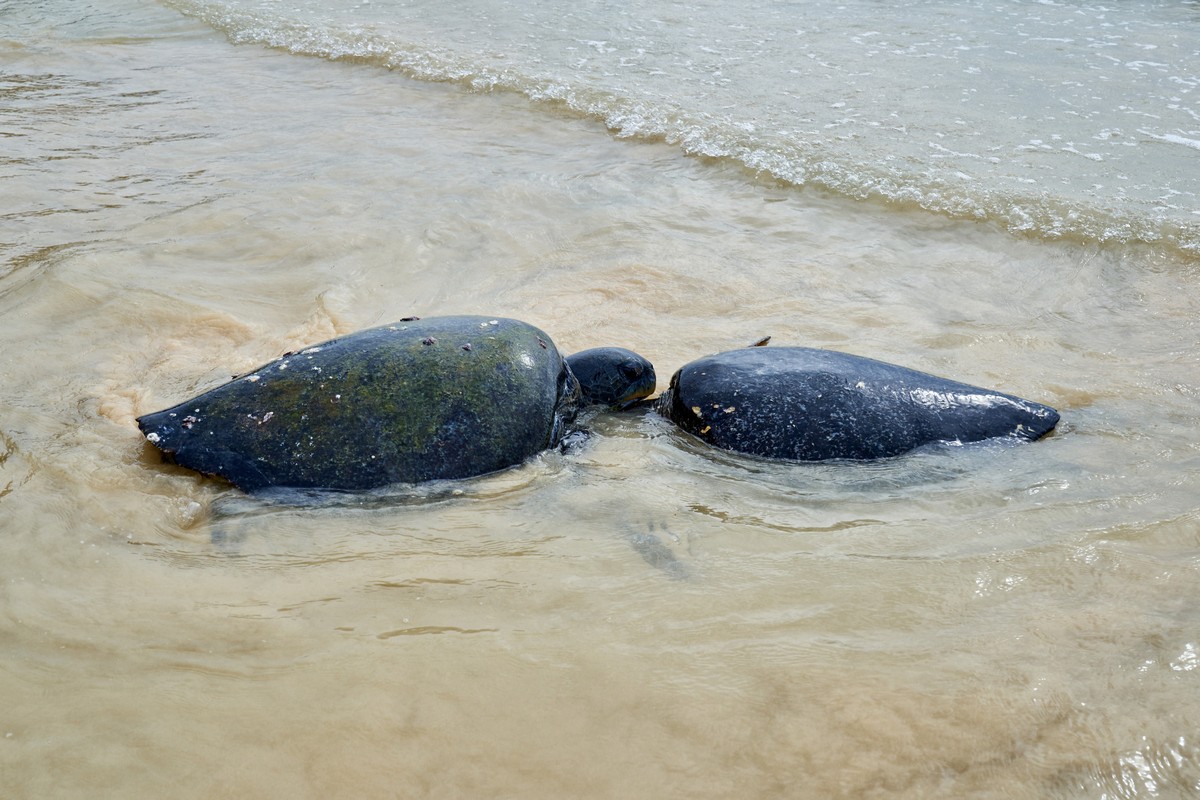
[
  {"xmin": 146, "ymin": 432, "xmax": 161, "ymax": 443},
  {"xmin": 301, "ymin": 346, "xmax": 322, "ymax": 354},
  {"xmin": 519, "ymin": 353, "xmax": 535, "ymax": 368},
  {"xmin": 245, "ymin": 375, "xmax": 261, "ymax": 383}
]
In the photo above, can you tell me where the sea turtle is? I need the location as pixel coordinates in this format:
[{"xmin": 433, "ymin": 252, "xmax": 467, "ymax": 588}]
[
  {"xmin": 655, "ymin": 344, "xmax": 1059, "ymax": 461},
  {"xmin": 137, "ymin": 316, "xmax": 655, "ymax": 492}
]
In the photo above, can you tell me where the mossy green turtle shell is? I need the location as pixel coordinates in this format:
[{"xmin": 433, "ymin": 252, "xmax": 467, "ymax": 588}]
[{"xmin": 137, "ymin": 316, "xmax": 580, "ymax": 491}]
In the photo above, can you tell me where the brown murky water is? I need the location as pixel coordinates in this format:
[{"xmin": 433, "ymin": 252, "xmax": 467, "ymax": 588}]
[{"xmin": 3, "ymin": 2, "xmax": 1199, "ymax": 798}]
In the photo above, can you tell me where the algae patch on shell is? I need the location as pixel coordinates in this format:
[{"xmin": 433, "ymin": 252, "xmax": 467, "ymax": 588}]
[{"xmin": 136, "ymin": 316, "xmax": 580, "ymax": 491}]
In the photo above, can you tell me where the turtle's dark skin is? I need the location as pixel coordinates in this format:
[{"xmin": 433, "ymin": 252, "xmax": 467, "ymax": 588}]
[
  {"xmin": 137, "ymin": 316, "xmax": 656, "ymax": 492},
  {"xmin": 655, "ymin": 346, "xmax": 1059, "ymax": 461},
  {"xmin": 565, "ymin": 347, "xmax": 656, "ymax": 409}
]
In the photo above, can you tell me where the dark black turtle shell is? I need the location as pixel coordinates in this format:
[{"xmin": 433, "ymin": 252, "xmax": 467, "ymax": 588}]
[
  {"xmin": 138, "ymin": 316, "xmax": 581, "ymax": 491},
  {"xmin": 656, "ymin": 346, "xmax": 1059, "ymax": 461}
]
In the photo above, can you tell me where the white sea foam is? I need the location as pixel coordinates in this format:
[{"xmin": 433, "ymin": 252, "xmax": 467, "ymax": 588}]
[
  {"xmin": 1140, "ymin": 131, "xmax": 1200, "ymax": 152},
  {"xmin": 165, "ymin": 0, "xmax": 1200, "ymax": 254}
]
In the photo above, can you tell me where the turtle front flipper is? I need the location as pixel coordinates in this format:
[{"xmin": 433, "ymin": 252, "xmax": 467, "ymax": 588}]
[{"xmin": 623, "ymin": 520, "xmax": 691, "ymax": 580}]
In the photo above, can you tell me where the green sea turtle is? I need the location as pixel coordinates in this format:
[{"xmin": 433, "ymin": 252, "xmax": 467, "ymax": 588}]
[
  {"xmin": 655, "ymin": 344, "xmax": 1059, "ymax": 461},
  {"xmin": 137, "ymin": 316, "xmax": 655, "ymax": 492}
]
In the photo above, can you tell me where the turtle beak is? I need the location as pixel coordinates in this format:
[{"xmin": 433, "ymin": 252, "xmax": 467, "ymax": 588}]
[
  {"xmin": 612, "ymin": 371, "xmax": 657, "ymax": 410},
  {"xmin": 615, "ymin": 395, "xmax": 657, "ymax": 411}
]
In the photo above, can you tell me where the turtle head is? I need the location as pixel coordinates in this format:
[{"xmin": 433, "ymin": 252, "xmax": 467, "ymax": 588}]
[{"xmin": 565, "ymin": 347, "xmax": 656, "ymax": 410}]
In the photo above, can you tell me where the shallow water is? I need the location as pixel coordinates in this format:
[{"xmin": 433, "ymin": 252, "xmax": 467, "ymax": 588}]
[
  {"xmin": 3, "ymin": 1, "xmax": 1200, "ymax": 797},
  {"xmin": 167, "ymin": 0, "xmax": 1200, "ymax": 255}
]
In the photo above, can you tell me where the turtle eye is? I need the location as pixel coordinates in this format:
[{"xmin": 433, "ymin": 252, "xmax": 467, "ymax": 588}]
[{"xmin": 619, "ymin": 360, "xmax": 644, "ymax": 380}]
